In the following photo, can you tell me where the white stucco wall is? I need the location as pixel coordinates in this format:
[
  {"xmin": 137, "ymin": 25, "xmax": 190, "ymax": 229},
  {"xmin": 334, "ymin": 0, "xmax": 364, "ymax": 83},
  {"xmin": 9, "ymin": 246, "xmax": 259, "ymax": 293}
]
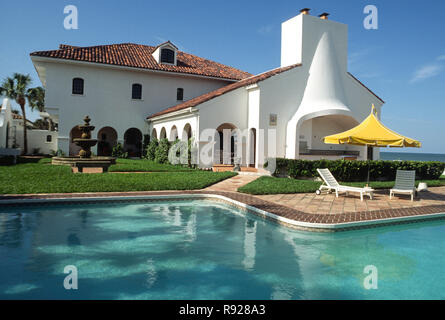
[
  {"xmin": 0, "ymin": 99, "xmax": 14, "ymax": 149},
  {"xmin": 14, "ymin": 128, "xmax": 58, "ymax": 155},
  {"xmin": 33, "ymin": 58, "xmax": 232, "ymax": 155}
]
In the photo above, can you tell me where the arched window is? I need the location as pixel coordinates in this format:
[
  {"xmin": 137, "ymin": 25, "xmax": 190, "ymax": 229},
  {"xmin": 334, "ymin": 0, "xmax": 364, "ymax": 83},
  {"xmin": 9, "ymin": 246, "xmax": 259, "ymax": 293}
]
[
  {"xmin": 132, "ymin": 83, "xmax": 142, "ymax": 100},
  {"xmin": 160, "ymin": 48, "xmax": 175, "ymax": 64},
  {"xmin": 46, "ymin": 135, "xmax": 52, "ymax": 143},
  {"xmin": 72, "ymin": 78, "xmax": 84, "ymax": 95},
  {"xmin": 177, "ymin": 88, "xmax": 184, "ymax": 101}
]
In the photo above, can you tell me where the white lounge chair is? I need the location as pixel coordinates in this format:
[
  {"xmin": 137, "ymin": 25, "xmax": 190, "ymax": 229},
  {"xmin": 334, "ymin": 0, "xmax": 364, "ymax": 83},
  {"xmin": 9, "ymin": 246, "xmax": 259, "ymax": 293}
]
[
  {"xmin": 390, "ymin": 170, "xmax": 416, "ymax": 201},
  {"xmin": 316, "ymin": 168, "xmax": 374, "ymax": 201}
]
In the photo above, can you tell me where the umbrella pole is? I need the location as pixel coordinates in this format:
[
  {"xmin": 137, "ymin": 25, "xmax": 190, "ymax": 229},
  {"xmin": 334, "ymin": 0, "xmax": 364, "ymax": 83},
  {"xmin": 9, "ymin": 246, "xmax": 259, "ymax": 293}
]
[
  {"xmin": 366, "ymin": 145, "xmax": 370, "ymax": 187},
  {"xmin": 367, "ymin": 163, "xmax": 370, "ymax": 187}
]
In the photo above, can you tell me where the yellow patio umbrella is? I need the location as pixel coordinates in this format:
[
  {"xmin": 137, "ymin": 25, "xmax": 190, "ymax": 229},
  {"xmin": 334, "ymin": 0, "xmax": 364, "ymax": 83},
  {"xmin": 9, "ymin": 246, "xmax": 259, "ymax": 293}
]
[
  {"xmin": 324, "ymin": 105, "xmax": 421, "ymax": 148},
  {"xmin": 323, "ymin": 105, "xmax": 421, "ymax": 184}
]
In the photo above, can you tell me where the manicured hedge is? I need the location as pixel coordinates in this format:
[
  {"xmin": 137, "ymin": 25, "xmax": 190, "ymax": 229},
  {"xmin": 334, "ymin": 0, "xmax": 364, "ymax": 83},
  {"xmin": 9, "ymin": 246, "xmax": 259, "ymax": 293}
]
[{"xmin": 270, "ymin": 158, "xmax": 445, "ymax": 182}]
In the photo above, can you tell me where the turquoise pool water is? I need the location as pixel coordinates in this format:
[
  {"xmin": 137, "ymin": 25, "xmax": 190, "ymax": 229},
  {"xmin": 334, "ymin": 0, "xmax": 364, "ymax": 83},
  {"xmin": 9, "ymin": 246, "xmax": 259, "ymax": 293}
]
[{"xmin": 1, "ymin": 199, "xmax": 445, "ymax": 300}]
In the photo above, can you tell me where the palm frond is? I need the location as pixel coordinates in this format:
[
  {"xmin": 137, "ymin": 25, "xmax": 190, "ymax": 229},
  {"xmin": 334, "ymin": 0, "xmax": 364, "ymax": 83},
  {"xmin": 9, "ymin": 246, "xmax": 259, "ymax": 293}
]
[{"xmin": 27, "ymin": 86, "xmax": 45, "ymax": 111}]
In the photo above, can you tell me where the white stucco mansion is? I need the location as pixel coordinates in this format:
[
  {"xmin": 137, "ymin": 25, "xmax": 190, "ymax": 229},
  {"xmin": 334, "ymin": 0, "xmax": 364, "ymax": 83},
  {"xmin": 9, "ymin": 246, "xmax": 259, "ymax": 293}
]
[{"xmin": 30, "ymin": 9, "xmax": 384, "ymax": 168}]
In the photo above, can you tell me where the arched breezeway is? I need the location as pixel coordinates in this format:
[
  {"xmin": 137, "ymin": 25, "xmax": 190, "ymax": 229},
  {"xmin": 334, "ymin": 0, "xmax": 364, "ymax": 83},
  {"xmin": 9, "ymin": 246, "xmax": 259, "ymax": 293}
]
[
  {"xmin": 160, "ymin": 127, "xmax": 167, "ymax": 140},
  {"xmin": 97, "ymin": 127, "xmax": 118, "ymax": 156},
  {"xmin": 151, "ymin": 128, "xmax": 158, "ymax": 140},
  {"xmin": 170, "ymin": 125, "xmax": 178, "ymax": 141},
  {"xmin": 124, "ymin": 128, "xmax": 143, "ymax": 157},
  {"xmin": 182, "ymin": 123, "xmax": 192, "ymax": 142}
]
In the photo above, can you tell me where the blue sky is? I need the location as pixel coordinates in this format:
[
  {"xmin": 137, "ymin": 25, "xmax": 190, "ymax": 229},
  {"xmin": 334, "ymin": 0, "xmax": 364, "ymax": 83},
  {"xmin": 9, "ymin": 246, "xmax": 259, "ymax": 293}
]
[{"xmin": 0, "ymin": 0, "xmax": 444, "ymax": 153}]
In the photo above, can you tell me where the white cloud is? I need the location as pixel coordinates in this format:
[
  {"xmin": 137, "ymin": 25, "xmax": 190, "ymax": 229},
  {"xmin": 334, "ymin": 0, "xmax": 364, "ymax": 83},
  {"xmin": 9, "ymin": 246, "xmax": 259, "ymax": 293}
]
[
  {"xmin": 410, "ymin": 64, "xmax": 442, "ymax": 83},
  {"xmin": 437, "ymin": 55, "xmax": 445, "ymax": 61},
  {"xmin": 258, "ymin": 25, "xmax": 273, "ymax": 35}
]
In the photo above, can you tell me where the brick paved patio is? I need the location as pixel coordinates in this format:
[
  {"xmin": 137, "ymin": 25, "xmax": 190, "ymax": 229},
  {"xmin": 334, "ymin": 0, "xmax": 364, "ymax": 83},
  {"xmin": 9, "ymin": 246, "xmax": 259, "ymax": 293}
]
[{"xmin": 257, "ymin": 187, "xmax": 445, "ymax": 214}]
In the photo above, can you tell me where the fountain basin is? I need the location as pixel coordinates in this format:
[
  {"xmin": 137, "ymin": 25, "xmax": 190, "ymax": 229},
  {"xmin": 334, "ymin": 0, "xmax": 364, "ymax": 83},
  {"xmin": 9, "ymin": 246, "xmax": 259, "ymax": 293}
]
[{"xmin": 52, "ymin": 156, "xmax": 116, "ymax": 173}]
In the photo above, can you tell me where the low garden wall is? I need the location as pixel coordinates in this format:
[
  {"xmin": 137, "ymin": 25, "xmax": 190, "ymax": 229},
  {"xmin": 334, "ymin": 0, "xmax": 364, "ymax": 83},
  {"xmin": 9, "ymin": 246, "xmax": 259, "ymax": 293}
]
[{"xmin": 271, "ymin": 158, "xmax": 445, "ymax": 182}]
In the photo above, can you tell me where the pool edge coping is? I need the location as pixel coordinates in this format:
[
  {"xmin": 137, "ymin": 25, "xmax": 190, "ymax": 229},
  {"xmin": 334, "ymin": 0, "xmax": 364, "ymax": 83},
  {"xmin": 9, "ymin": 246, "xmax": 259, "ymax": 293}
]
[{"xmin": 1, "ymin": 192, "xmax": 445, "ymax": 232}]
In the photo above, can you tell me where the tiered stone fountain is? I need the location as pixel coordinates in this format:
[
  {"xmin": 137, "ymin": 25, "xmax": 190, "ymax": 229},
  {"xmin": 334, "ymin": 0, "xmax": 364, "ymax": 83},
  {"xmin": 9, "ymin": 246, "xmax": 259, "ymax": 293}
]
[{"xmin": 52, "ymin": 116, "xmax": 115, "ymax": 172}]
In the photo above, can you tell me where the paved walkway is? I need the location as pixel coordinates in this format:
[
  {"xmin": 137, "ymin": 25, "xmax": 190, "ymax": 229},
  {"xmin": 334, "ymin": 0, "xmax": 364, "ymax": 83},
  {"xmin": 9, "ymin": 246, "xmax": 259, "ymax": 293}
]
[{"xmin": 204, "ymin": 174, "xmax": 259, "ymax": 192}]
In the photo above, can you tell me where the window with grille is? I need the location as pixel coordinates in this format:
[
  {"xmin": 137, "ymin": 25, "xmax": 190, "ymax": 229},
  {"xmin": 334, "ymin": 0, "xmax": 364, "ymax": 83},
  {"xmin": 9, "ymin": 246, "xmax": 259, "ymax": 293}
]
[
  {"xmin": 72, "ymin": 78, "xmax": 84, "ymax": 95},
  {"xmin": 132, "ymin": 84, "xmax": 142, "ymax": 100},
  {"xmin": 160, "ymin": 48, "xmax": 175, "ymax": 64},
  {"xmin": 177, "ymin": 88, "xmax": 184, "ymax": 101}
]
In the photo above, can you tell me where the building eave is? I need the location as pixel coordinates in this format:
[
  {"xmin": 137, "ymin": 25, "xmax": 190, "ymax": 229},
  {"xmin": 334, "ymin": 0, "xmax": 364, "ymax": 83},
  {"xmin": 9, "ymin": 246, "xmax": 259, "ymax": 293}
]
[{"xmin": 147, "ymin": 107, "xmax": 197, "ymax": 123}]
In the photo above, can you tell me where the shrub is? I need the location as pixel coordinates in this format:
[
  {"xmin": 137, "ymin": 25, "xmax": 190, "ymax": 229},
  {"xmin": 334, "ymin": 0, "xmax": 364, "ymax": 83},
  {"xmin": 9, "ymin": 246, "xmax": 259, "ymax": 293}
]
[
  {"xmin": 142, "ymin": 134, "xmax": 150, "ymax": 157},
  {"xmin": 50, "ymin": 149, "xmax": 65, "ymax": 157},
  {"xmin": 155, "ymin": 138, "xmax": 170, "ymax": 164},
  {"xmin": 111, "ymin": 143, "xmax": 128, "ymax": 159},
  {"xmin": 145, "ymin": 138, "xmax": 158, "ymax": 161},
  {"xmin": 270, "ymin": 158, "xmax": 445, "ymax": 182}
]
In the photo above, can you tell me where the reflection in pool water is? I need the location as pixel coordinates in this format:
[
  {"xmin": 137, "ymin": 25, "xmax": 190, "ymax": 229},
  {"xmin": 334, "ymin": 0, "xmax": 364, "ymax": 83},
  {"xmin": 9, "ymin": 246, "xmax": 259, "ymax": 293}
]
[{"xmin": 0, "ymin": 200, "xmax": 444, "ymax": 299}]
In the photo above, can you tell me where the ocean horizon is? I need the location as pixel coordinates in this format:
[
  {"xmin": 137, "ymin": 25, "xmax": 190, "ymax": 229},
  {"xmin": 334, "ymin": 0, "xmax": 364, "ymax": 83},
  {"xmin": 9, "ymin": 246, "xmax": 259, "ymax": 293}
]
[{"xmin": 380, "ymin": 152, "xmax": 445, "ymax": 162}]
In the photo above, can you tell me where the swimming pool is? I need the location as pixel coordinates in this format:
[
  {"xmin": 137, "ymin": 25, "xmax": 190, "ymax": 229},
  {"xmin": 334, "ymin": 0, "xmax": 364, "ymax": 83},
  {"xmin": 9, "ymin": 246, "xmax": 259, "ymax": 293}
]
[{"xmin": 1, "ymin": 199, "xmax": 444, "ymax": 299}]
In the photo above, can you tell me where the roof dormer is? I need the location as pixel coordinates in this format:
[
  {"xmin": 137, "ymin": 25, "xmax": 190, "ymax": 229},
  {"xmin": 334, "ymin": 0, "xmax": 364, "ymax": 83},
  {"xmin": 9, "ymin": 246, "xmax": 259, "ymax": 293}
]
[{"xmin": 152, "ymin": 41, "xmax": 178, "ymax": 66}]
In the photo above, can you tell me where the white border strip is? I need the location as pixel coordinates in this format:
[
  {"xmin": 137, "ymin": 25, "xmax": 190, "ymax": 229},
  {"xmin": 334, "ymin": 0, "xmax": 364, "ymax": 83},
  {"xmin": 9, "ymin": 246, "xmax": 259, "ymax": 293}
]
[{"xmin": 1, "ymin": 194, "xmax": 444, "ymax": 231}]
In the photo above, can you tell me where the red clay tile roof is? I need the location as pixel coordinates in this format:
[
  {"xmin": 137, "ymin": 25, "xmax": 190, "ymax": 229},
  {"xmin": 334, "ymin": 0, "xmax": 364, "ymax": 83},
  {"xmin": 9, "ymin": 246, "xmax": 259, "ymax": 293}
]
[
  {"xmin": 148, "ymin": 64, "xmax": 302, "ymax": 119},
  {"xmin": 30, "ymin": 43, "xmax": 252, "ymax": 81}
]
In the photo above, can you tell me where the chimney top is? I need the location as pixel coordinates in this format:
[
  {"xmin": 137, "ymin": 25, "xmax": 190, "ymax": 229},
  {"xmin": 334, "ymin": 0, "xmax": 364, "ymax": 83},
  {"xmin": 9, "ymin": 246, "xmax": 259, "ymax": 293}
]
[
  {"xmin": 319, "ymin": 12, "xmax": 330, "ymax": 20},
  {"xmin": 300, "ymin": 8, "xmax": 310, "ymax": 15}
]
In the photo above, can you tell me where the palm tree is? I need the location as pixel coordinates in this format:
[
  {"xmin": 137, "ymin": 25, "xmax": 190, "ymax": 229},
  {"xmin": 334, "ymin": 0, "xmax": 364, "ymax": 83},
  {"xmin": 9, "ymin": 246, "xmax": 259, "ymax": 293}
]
[{"xmin": 0, "ymin": 74, "xmax": 45, "ymax": 154}]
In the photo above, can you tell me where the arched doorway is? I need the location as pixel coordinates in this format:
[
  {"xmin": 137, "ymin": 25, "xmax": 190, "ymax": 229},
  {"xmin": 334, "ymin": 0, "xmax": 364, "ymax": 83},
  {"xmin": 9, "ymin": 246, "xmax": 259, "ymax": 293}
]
[
  {"xmin": 160, "ymin": 127, "xmax": 167, "ymax": 139},
  {"xmin": 97, "ymin": 127, "xmax": 117, "ymax": 156},
  {"xmin": 182, "ymin": 123, "xmax": 192, "ymax": 141},
  {"xmin": 69, "ymin": 126, "xmax": 82, "ymax": 156},
  {"xmin": 297, "ymin": 114, "xmax": 360, "ymax": 158},
  {"xmin": 170, "ymin": 125, "xmax": 178, "ymax": 141},
  {"xmin": 124, "ymin": 128, "xmax": 143, "ymax": 157},
  {"xmin": 216, "ymin": 123, "xmax": 237, "ymax": 165},
  {"xmin": 151, "ymin": 128, "xmax": 157, "ymax": 140}
]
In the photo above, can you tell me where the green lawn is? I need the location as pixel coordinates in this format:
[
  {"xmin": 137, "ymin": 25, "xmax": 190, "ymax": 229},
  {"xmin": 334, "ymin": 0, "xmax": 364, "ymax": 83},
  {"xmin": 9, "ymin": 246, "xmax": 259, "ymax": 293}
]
[
  {"xmin": 109, "ymin": 159, "xmax": 196, "ymax": 172},
  {"xmin": 0, "ymin": 159, "xmax": 236, "ymax": 194},
  {"xmin": 238, "ymin": 176, "xmax": 445, "ymax": 195}
]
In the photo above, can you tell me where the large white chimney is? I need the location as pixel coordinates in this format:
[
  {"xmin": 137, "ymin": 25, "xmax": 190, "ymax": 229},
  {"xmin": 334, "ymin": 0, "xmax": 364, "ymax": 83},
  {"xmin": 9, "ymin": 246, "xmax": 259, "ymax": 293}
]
[{"xmin": 280, "ymin": 9, "xmax": 348, "ymax": 72}]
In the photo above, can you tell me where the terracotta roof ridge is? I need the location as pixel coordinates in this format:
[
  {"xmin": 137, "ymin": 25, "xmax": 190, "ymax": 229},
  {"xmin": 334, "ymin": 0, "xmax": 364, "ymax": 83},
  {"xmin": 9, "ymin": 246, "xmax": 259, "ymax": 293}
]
[{"xmin": 30, "ymin": 42, "xmax": 252, "ymax": 81}]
